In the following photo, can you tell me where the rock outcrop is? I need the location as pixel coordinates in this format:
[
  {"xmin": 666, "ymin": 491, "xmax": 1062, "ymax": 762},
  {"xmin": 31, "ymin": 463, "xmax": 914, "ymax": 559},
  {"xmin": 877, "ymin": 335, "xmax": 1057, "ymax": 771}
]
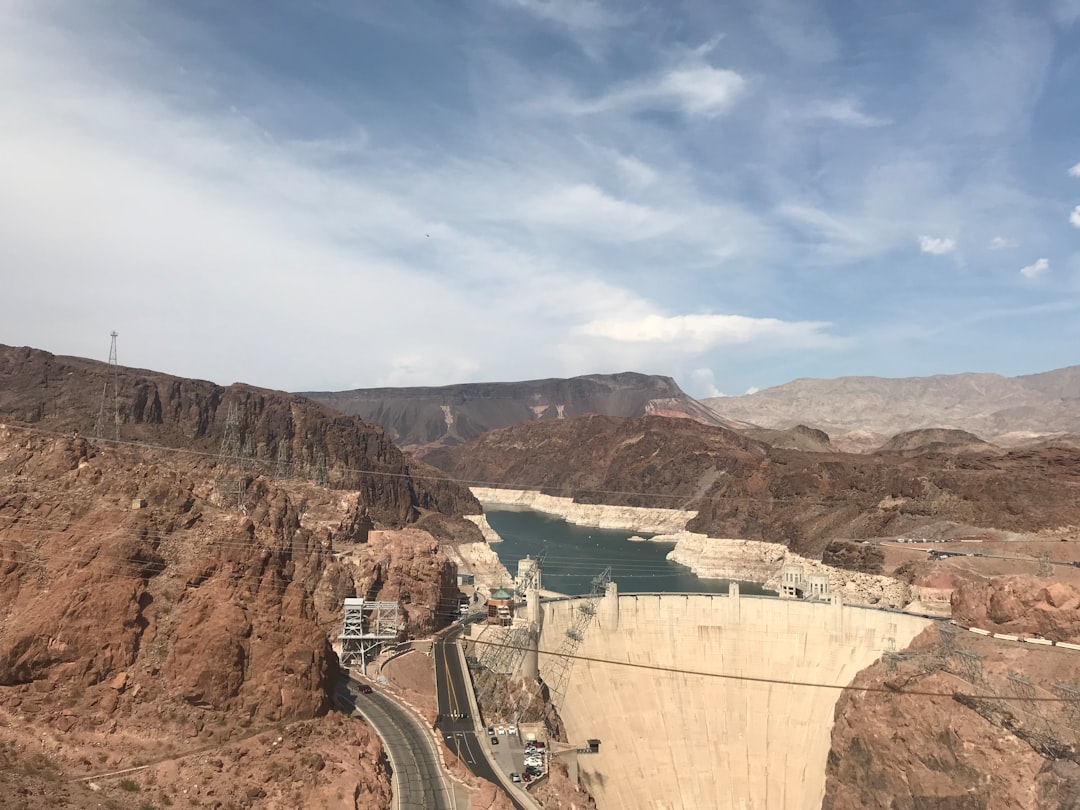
[
  {"xmin": 951, "ymin": 577, "xmax": 1080, "ymax": 642},
  {"xmin": 0, "ymin": 344, "xmax": 480, "ymax": 524},
  {"xmin": 823, "ymin": 627, "xmax": 1080, "ymax": 809}
]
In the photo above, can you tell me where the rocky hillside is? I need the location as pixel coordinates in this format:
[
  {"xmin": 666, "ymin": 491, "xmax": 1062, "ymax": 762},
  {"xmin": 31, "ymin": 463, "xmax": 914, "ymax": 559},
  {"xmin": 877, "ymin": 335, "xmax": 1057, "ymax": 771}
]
[
  {"xmin": 302, "ymin": 371, "xmax": 734, "ymax": 452},
  {"xmin": 0, "ymin": 345, "xmax": 485, "ymax": 808},
  {"xmin": 427, "ymin": 414, "xmax": 1080, "ymax": 557},
  {"xmin": 874, "ymin": 428, "xmax": 1001, "ymax": 457},
  {"xmin": 704, "ymin": 366, "xmax": 1080, "ymax": 451},
  {"xmin": 823, "ymin": 590, "xmax": 1080, "ymax": 809},
  {"xmin": 0, "ymin": 344, "xmax": 478, "ymax": 523}
]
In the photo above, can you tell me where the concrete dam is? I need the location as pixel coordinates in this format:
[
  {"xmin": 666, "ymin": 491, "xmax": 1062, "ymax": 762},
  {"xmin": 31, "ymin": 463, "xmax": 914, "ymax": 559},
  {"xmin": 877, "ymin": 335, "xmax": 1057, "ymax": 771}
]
[{"xmin": 536, "ymin": 588, "xmax": 933, "ymax": 810}]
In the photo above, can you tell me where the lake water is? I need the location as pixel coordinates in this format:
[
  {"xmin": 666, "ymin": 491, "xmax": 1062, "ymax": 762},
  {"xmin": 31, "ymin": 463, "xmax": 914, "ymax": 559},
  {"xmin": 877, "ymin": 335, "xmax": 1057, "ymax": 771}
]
[{"xmin": 485, "ymin": 508, "xmax": 775, "ymax": 596}]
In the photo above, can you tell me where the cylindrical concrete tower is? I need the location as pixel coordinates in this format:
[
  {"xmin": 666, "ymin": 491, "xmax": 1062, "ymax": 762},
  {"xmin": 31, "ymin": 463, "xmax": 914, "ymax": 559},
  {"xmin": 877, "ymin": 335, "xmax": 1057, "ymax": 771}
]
[{"xmin": 520, "ymin": 587, "xmax": 542, "ymax": 679}]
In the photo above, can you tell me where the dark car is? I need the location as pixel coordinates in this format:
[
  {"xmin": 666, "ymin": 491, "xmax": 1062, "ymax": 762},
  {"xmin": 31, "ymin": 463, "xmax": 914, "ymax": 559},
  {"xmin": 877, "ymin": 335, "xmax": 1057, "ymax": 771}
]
[
  {"xmin": 358, "ymin": 684, "xmax": 374, "ymax": 694},
  {"xmin": 490, "ymin": 736, "xmax": 499, "ymax": 745}
]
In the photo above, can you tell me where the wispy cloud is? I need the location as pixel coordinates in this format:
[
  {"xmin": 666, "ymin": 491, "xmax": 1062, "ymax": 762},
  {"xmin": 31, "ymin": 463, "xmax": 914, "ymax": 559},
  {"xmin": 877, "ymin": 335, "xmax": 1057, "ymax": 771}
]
[
  {"xmin": 918, "ymin": 235, "xmax": 957, "ymax": 255},
  {"xmin": 538, "ymin": 65, "xmax": 747, "ymax": 118},
  {"xmin": 801, "ymin": 98, "xmax": 888, "ymax": 127},
  {"xmin": 575, "ymin": 313, "xmax": 842, "ymax": 351},
  {"xmin": 1020, "ymin": 258, "xmax": 1050, "ymax": 278},
  {"xmin": 988, "ymin": 235, "xmax": 1017, "ymax": 250},
  {"xmin": 511, "ymin": 183, "xmax": 680, "ymax": 241}
]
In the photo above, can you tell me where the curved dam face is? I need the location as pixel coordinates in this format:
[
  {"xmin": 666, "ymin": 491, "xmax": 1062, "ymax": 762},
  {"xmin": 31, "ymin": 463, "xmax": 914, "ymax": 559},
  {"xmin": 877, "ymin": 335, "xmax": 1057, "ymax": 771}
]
[{"xmin": 538, "ymin": 591, "xmax": 932, "ymax": 810}]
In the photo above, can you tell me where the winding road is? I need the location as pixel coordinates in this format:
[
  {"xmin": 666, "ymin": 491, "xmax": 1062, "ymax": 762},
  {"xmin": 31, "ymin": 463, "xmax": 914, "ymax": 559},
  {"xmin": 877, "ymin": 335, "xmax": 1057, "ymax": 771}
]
[{"xmin": 338, "ymin": 676, "xmax": 455, "ymax": 810}]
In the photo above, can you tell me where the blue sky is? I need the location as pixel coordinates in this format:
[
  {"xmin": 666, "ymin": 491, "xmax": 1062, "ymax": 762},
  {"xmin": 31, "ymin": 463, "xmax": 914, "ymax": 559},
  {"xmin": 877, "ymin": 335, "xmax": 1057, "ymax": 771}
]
[{"xmin": 1, "ymin": 0, "xmax": 1078, "ymax": 398}]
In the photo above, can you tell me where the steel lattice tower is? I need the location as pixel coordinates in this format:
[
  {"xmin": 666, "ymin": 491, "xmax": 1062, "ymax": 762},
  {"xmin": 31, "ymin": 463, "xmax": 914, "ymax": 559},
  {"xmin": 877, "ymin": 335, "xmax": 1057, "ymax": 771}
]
[
  {"xmin": 93, "ymin": 331, "xmax": 120, "ymax": 442},
  {"xmin": 541, "ymin": 566, "xmax": 611, "ymax": 716},
  {"xmin": 274, "ymin": 441, "xmax": 291, "ymax": 479},
  {"xmin": 218, "ymin": 402, "xmax": 247, "ymax": 510}
]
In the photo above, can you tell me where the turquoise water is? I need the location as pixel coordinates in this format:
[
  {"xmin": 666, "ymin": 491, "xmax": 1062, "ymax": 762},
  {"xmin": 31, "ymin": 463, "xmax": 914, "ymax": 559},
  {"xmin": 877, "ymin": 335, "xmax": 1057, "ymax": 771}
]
[{"xmin": 485, "ymin": 508, "xmax": 775, "ymax": 596}]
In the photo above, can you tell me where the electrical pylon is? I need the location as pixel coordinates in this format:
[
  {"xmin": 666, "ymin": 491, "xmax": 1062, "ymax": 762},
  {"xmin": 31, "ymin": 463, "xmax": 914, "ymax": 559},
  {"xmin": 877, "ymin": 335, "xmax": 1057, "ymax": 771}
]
[
  {"xmin": 274, "ymin": 441, "xmax": 291, "ymax": 479},
  {"xmin": 93, "ymin": 331, "xmax": 120, "ymax": 442},
  {"xmin": 541, "ymin": 566, "xmax": 611, "ymax": 715}
]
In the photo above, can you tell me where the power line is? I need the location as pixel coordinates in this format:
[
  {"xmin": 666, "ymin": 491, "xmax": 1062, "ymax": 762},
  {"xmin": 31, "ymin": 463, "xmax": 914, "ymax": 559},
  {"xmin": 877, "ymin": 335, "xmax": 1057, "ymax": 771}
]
[{"xmin": 463, "ymin": 635, "xmax": 1079, "ymax": 702}]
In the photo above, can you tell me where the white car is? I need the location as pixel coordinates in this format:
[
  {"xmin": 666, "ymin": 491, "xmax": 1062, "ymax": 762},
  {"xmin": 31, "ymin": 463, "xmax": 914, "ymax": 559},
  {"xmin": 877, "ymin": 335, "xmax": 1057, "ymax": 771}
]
[
  {"xmin": 507, "ymin": 725, "xmax": 518, "ymax": 735},
  {"xmin": 497, "ymin": 725, "xmax": 506, "ymax": 735}
]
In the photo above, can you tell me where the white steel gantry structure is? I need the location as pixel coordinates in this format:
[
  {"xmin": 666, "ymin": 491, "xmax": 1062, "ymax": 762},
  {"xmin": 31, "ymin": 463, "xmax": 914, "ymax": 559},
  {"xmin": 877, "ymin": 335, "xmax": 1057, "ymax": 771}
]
[{"xmin": 340, "ymin": 598, "xmax": 400, "ymax": 675}]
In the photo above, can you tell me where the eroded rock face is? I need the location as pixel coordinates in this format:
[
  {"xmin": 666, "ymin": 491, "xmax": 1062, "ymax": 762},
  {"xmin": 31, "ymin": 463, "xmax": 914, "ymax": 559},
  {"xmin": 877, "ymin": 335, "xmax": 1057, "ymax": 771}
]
[
  {"xmin": 822, "ymin": 627, "xmax": 1080, "ymax": 809},
  {"xmin": 952, "ymin": 577, "xmax": 1080, "ymax": 642},
  {"xmin": 0, "ymin": 420, "xmax": 461, "ymax": 806},
  {"xmin": 350, "ymin": 528, "xmax": 459, "ymax": 637},
  {"xmin": 0, "ymin": 344, "xmax": 480, "ymax": 525}
]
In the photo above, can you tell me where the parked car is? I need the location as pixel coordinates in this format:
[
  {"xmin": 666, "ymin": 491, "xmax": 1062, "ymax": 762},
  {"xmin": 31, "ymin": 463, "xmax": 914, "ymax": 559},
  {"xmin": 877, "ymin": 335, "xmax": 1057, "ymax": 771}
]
[
  {"xmin": 508, "ymin": 725, "xmax": 518, "ymax": 735},
  {"xmin": 510, "ymin": 773, "xmax": 521, "ymax": 783},
  {"xmin": 497, "ymin": 725, "xmax": 506, "ymax": 735},
  {"xmin": 486, "ymin": 726, "xmax": 495, "ymax": 736},
  {"xmin": 490, "ymin": 736, "xmax": 499, "ymax": 745}
]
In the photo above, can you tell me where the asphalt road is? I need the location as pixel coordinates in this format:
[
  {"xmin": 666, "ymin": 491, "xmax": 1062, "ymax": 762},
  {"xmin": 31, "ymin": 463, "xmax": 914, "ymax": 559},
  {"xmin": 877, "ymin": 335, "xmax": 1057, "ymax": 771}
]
[
  {"xmin": 434, "ymin": 629, "xmax": 529, "ymax": 810},
  {"xmin": 338, "ymin": 676, "xmax": 454, "ymax": 810}
]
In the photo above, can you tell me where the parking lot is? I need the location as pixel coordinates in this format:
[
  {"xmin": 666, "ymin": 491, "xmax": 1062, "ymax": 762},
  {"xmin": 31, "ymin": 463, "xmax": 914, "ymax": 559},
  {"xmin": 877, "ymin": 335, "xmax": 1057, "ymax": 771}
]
[{"xmin": 485, "ymin": 724, "xmax": 548, "ymax": 785}]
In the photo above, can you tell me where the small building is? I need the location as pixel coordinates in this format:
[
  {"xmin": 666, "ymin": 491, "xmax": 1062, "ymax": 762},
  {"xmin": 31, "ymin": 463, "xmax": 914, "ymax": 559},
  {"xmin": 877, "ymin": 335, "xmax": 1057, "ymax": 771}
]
[
  {"xmin": 487, "ymin": 587, "xmax": 516, "ymax": 626},
  {"xmin": 780, "ymin": 564, "xmax": 804, "ymax": 599},
  {"xmin": 457, "ymin": 572, "xmax": 475, "ymax": 587},
  {"xmin": 806, "ymin": 573, "xmax": 830, "ymax": 599}
]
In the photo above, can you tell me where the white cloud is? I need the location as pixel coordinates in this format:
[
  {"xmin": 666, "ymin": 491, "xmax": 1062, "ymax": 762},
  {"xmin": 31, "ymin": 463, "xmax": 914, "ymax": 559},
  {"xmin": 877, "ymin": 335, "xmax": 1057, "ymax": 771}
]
[
  {"xmin": 988, "ymin": 235, "xmax": 1017, "ymax": 250},
  {"xmin": 542, "ymin": 65, "xmax": 747, "ymax": 119},
  {"xmin": 689, "ymin": 368, "xmax": 726, "ymax": 398},
  {"xmin": 802, "ymin": 98, "xmax": 887, "ymax": 127},
  {"xmin": 918, "ymin": 235, "xmax": 957, "ymax": 255},
  {"xmin": 512, "ymin": 183, "xmax": 680, "ymax": 241},
  {"xmin": 1068, "ymin": 162, "xmax": 1080, "ymax": 178},
  {"xmin": 575, "ymin": 313, "xmax": 840, "ymax": 350},
  {"xmin": 1020, "ymin": 258, "xmax": 1049, "ymax": 278},
  {"xmin": 1071, "ymin": 205, "xmax": 1080, "ymax": 228}
]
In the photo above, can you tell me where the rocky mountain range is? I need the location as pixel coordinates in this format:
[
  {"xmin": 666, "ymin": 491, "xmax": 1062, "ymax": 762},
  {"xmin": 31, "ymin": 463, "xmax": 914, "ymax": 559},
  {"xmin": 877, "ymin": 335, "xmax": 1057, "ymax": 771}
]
[
  {"xmin": 425, "ymin": 414, "xmax": 1080, "ymax": 558},
  {"xmin": 302, "ymin": 372, "xmax": 732, "ymax": 452},
  {"xmin": 704, "ymin": 366, "xmax": 1080, "ymax": 451}
]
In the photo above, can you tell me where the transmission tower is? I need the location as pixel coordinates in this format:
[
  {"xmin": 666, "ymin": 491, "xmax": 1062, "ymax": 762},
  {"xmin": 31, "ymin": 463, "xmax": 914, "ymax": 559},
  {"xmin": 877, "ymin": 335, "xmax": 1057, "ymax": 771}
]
[
  {"xmin": 274, "ymin": 441, "xmax": 291, "ymax": 479},
  {"xmin": 1036, "ymin": 553, "xmax": 1053, "ymax": 578},
  {"xmin": 93, "ymin": 331, "xmax": 120, "ymax": 442},
  {"xmin": 217, "ymin": 402, "xmax": 246, "ymax": 510},
  {"xmin": 315, "ymin": 450, "xmax": 328, "ymax": 486},
  {"xmin": 541, "ymin": 567, "xmax": 611, "ymax": 716}
]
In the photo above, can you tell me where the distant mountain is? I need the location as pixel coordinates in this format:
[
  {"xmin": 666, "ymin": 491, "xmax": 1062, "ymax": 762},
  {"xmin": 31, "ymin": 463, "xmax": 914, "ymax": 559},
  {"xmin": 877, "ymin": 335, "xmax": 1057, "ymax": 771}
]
[
  {"xmin": 704, "ymin": 366, "xmax": 1080, "ymax": 451},
  {"xmin": 302, "ymin": 372, "xmax": 735, "ymax": 452},
  {"xmin": 873, "ymin": 429, "xmax": 1001, "ymax": 458}
]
